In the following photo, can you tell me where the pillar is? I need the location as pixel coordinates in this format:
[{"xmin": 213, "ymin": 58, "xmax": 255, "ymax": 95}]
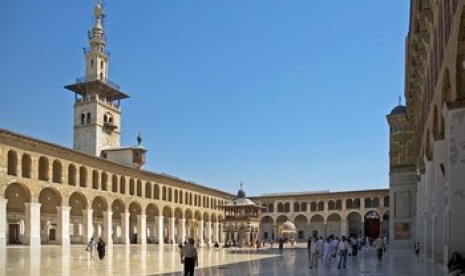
[
  {"xmin": 82, "ymin": 208, "xmax": 93, "ymax": 243},
  {"xmin": 24, "ymin": 202, "xmax": 41, "ymax": 246},
  {"xmin": 169, "ymin": 218, "xmax": 175, "ymax": 244},
  {"xmin": 103, "ymin": 211, "xmax": 113, "ymax": 246},
  {"xmin": 205, "ymin": 221, "xmax": 211, "ymax": 246},
  {"xmin": 341, "ymin": 219, "xmax": 348, "ymax": 237},
  {"xmin": 157, "ymin": 216, "xmax": 164, "ymax": 245},
  {"xmin": 56, "ymin": 206, "xmax": 71, "ymax": 245},
  {"xmin": 219, "ymin": 223, "xmax": 224, "ymax": 243},
  {"xmin": 198, "ymin": 220, "xmax": 204, "ymax": 246},
  {"xmin": 0, "ymin": 199, "xmax": 7, "ymax": 247},
  {"xmin": 180, "ymin": 218, "xmax": 186, "ymax": 243},
  {"xmin": 120, "ymin": 212, "xmax": 130, "ymax": 245},
  {"xmin": 137, "ymin": 214, "xmax": 146, "ymax": 245},
  {"xmin": 213, "ymin": 222, "xmax": 219, "ymax": 243}
]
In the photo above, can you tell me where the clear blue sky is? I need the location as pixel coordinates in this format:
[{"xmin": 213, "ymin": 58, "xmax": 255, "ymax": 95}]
[{"xmin": 0, "ymin": 1, "xmax": 408, "ymax": 196}]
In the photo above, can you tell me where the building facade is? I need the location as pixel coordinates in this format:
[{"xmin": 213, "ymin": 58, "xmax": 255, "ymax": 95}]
[
  {"xmin": 251, "ymin": 190, "xmax": 389, "ymax": 242},
  {"xmin": 389, "ymin": 0, "xmax": 465, "ymax": 266}
]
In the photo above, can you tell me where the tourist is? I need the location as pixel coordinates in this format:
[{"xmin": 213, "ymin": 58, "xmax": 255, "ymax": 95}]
[
  {"xmin": 323, "ymin": 237, "xmax": 333, "ymax": 268},
  {"xmin": 351, "ymin": 236, "xmax": 358, "ymax": 256},
  {"xmin": 447, "ymin": 252, "xmax": 465, "ymax": 276},
  {"xmin": 86, "ymin": 237, "xmax": 96, "ymax": 260},
  {"xmin": 337, "ymin": 236, "xmax": 349, "ymax": 269},
  {"xmin": 181, "ymin": 238, "xmax": 198, "ymax": 276},
  {"xmin": 309, "ymin": 237, "xmax": 319, "ymax": 268},
  {"xmin": 374, "ymin": 235, "xmax": 385, "ymax": 261},
  {"xmin": 97, "ymin": 238, "xmax": 106, "ymax": 260}
]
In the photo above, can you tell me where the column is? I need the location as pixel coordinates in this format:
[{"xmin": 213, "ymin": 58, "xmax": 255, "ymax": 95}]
[
  {"xmin": 198, "ymin": 220, "xmax": 204, "ymax": 246},
  {"xmin": 24, "ymin": 202, "xmax": 41, "ymax": 246},
  {"xmin": 137, "ymin": 214, "xmax": 147, "ymax": 245},
  {"xmin": 120, "ymin": 212, "xmax": 130, "ymax": 245},
  {"xmin": 180, "ymin": 218, "xmax": 186, "ymax": 243},
  {"xmin": 56, "ymin": 206, "xmax": 71, "ymax": 245},
  {"xmin": 219, "ymin": 223, "xmax": 224, "ymax": 243},
  {"xmin": 340, "ymin": 219, "xmax": 348, "ymax": 237},
  {"xmin": 0, "ymin": 199, "xmax": 7, "ymax": 247},
  {"xmin": 169, "ymin": 217, "xmax": 175, "ymax": 244},
  {"xmin": 205, "ymin": 221, "xmax": 211, "ymax": 247},
  {"xmin": 213, "ymin": 222, "xmax": 219, "ymax": 243},
  {"xmin": 157, "ymin": 216, "xmax": 164, "ymax": 245},
  {"xmin": 103, "ymin": 211, "xmax": 113, "ymax": 246}
]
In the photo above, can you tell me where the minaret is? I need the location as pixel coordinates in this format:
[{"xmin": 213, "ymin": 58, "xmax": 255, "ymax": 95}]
[{"xmin": 65, "ymin": 1, "xmax": 129, "ymax": 157}]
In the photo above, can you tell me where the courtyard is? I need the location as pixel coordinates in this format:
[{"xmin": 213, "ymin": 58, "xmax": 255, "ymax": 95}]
[{"xmin": 1, "ymin": 244, "xmax": 446, "ymax": 275}]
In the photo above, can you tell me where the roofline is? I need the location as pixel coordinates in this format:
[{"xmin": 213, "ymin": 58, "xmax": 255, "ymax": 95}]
[
  {"xmin": 0, "ymin": 128, "xmax": 234, "ymax": 198},
  {"xmin": 248, "ymin": 188, "xmax": 389, "ymax": 200}
]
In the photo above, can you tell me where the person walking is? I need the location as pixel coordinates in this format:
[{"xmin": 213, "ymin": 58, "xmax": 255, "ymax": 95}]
[
  {"xmin": 323, "ymin": 237, "xmax": 333, "ymax": 268},
  {"xmin": 337, "ymin": 236, "xmax": 349, "ymax": 269},
  {"xmin": 97, "ymin": 238, "xmax": 106, "ymax": 260},
  {"xmin": 181, "ymin": 238, "xmax": 198, "ymax": 276},
  {"xmin": 374, "ymin": 235, "xmax": 385, "ymax": 261},
  {"xmin": 309, "ymin": 237, "xmax": 319, "ymax": 268},
  {"xmin": 86, "ymin": 237, "xmax": 96, "ymax": 260}
]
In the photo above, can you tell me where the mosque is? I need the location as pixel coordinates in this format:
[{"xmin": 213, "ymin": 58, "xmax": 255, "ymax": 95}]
[{"xmin": 1, "ymin": 1, "xmax": 393, "ymax": 249}]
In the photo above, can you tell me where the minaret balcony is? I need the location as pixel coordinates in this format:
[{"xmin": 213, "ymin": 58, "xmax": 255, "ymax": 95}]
[
  {"xmin": 83, "ymin": 46, "xmax": 110, "ymax": 57},
  {"xmin": 76, "ymin": 75, "xmax": 120, "ymax": 90},
  {"xmin": 103, "ymin": 122, "xmax": 118, "ymax": 130}
]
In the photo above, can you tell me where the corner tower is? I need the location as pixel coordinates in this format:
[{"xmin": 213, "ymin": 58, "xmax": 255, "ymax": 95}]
[
  {"xmin": 65, "ymin": 1, "xmax": 129, "ymax": 157},
  {"xmin": 386, "ymin": 99, "xmax": 416, "ymax": 248}
]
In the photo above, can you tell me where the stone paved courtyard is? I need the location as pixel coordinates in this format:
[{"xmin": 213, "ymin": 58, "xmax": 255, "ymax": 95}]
[{"xmin": 1, "ymin": 244, "xmax": 447, "ymax": 275}]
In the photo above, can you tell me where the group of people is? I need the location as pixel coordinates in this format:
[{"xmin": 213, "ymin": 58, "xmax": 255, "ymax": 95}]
[
  {"xmin": 86, "ymin": 238, "xmax": 106, "ymax": 261},
  {"xmin": 307, "ymin": 235, "xmax": 386, "ymax": 269}
]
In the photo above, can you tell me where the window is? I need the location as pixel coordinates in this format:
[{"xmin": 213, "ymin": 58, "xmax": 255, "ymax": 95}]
[
  {"xmin": 90, "ymin": 59, "xmax": 94, "ymax": 68},
  {"xmin": 86, "ymin": 112, "xmax": 91, "ymax": 124},
  {"xmin": 81, "ymin": 114, "xmax": 85, "ymax": 125}
]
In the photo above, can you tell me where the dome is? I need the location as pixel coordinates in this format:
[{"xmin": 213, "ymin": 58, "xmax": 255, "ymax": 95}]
[
  {"xmin": 237, "ymin": 188, "xmax": 246, "ymax": 198},
  {"xmin": 281, "ymin": 221, "xmax": 296, "ymax": 232},
  {"xmin": 390, "ymin": 105, "xmax": 406, "ymax": 115}
]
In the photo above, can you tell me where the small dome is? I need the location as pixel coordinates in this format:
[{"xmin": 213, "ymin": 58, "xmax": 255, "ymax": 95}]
[
  {"xmin": 282, "ymin": 221, "xmax": 296, "ymax": 232},
  {"xmin": 390, "ymin": 105, "xmax": 406, "ymax": 115},
  {"xmin": 237, "ymin": 188, "xmax": 246, "ymax": 198}
]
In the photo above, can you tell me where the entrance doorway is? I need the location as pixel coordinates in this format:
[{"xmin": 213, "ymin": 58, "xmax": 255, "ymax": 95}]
[
  {"xmin": 364, "ymin": 211, "xmax": 380, "ymax": 239},
  {"xmin": 49, "ymin": 229, "xmax": 56, "ymax": 241},
  {"xmin": 9, "ymin": 224, "xmax": 20, "ymax": 244}
]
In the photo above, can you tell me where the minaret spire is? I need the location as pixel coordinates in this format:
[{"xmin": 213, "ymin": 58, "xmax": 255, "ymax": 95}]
[{"xmin": 398, "ymin": 95, "xmax": 402, "ymax": 106}]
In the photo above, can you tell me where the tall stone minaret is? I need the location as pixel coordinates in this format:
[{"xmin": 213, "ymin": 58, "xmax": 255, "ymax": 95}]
[
  {"xmin": 386, "ymin": 98, "xmax": 416, "ymax": 249},
  {"xmin": 65, "ymin": 0, "xmax": 129, "ymax": 157}
]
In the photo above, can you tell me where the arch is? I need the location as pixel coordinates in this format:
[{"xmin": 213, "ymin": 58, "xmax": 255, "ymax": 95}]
[
  {"xmin": 21, "ymin": 154, "xmax": 32, "ymax": 178},
  {"xmin": 373, "ymin": 197, "xmax": 380, "ymax": 208},
  {"xmin": 301, "ymin": 202, "xmax": 307, "ymax": 212},
  {"xmin": 202, "ymin": 212, "xmax": 209, "ymax": 221},
  {"xmin": 364, "ymin": 197, "xmax": 372, "ymax": 208},
  {"xmin": 38, "ymin": 156, "xmax": 49, "ymax": 181},
  {"xmin": 5, "ymin": 183, "xmax": 31, "ymax": 213},
  {"xmin": 179, "ymin": 190, "xmax": 183, "ymax": 204},
  {"xmin": 52, "ymin": 159, "xmax": 62, "ymax": 183},
  {"xmin": 39, "ymin": 187, "xmax": 62, "ymax": 214},
  {"xmin": 163, "ymin": 206, "xmax": 173, "ymax": 218},
  {"xmin": 354, "ymin": 198, "xmax": 360, "ymax": 208},
  {"xmin": 92, "ymin": 170, "xmax": 99, "ymax": 190},
  {"xmin": 154, "ymin": 184, "xmax": 160, "ymax": 200},
  {"xmin": 310, "ymin": 202, "xmax": 317, "ymax": 212},
  {"xmin": 210, "ymin": 213, "xmax": 217, "ymax": 223},
  {"xmin": 277, "ymin": 202, "xmax": 284, "ymax": 212},
  {"xmin": 129, "ymin": 201, "xmax": 142, "ymax": 243},
  {"xmin": 295, "ymin": 214, "xmax": 308, "ymax": 224},
  {"xmin": 284, "ymin": 202, "xmax": 290, "ymax": 212},
  {"xmin": 101, "ymin": 172, "xmax": 108, "ymax": 191},
  {"xmin": 112, "ymin": 175, "xmax": 118, "ymax": 193},
  {"xmin": 136, "ymin": 180, "xmax": 142, "ymax": 197},
  {"xmin": 174, "ymin": 208, "xmax": 183, "ymax": 219},
  {"xmin": 145, "ymin": 182, "xmax": 152, "ymax": 199},
  {"xmin": 328, "ymin": 200, "xmax": 336, "ymax": 210},
  {"xmin": 162, "ymin": 187, "xmax": 167, "ymax": 201},
  {"xmin": 120, "ymin": 176, "xmax": 126, "ymax": 194},
  {"xmin": 327, "ymin": 213, "xmax": 342, "ymax": 237},
  {"xmin": 261, "ymin": 216, "xmax": 274, "ymax": 224},
  {"xmin": 335, "ymin": 199, "xmax": 342, "ymax": 210},
  {"xmin": 317, "ymin": 201, "xmax": 324, "ymax": 211},
  {"xmin": 185, "ymin": 209, "xmax": 193, "ymax": 220},
  {"xmin": 7, "ymin": 150, "xmax": 18, "ymax": 176},
  {"xmin": 267, "ymin": 203, "xmax": 274, "ymax": 212},
  {"xmin": 79, "ymin": 166, "xmax": 87, "ymax": 187},
  {"xmin": 276, "ymin": 215, "xmax": 288, "ymax": 224},
  {"xmin": 309, "ymin": 214, "xmax": 324, "ymax": 238},
  {"xmin": 69, "ymin": 192, "xmax": 88, "ymax": 217},
  {"xmin": 68, "ymin": 164, "xmax": 77, "ymax": 186},
  {"xmin": 111, "ymin": 199, "xmax": 125, "ymax": 220},
  {"xmin": 129, "ymin": 179, "xmax": 135, "ymax": 196},
  {"xmin": 346, "ymin": 199, "xmax": 353, "ymax": 209},
  {"xmin": 260, "ymin": 215, "xmax": 275, "ymax": 240},
  {"xmin": 294, "ymin": 202, "xmax": 300, "ymax": 212},
  {"xmin": 146, "ymin": 203, "xmax": 159, "ymax": 222},
  {"xmin": 168, "ymin": 188, "xmax": 172, "ymax": 202},
  {"xmin": 347, "ymin": 211, "xmax": 362, "ymax": 237},
  {"xmin": 174, "ymin": 189, "xmax": 178, "ymax": 203},
  {"xmin": 194, "ymin": 210, "xmax": 202, "ymax": 221},
  {"xmin": 92, "ymin": 196, "xmax": 108, "ymax": 218}
]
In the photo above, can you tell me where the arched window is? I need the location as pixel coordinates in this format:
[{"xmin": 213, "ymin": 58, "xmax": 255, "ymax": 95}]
[
  {"xmin": 301, "ymin": 202, "xmax": 307, "ymax": 212},
  {"xmin": 21, "ymin": 154, "xmax": 32, "ymax": 178},
  {"xmin": 68, "ymin": 164, "xmax": 77, "ymax": 185},
  {"xmin": 294, "ymin": 202, "xmax": 300, "ymax": 212},
  {"xmin": 79, "ymin": 166, "xmax": 87, "ymax": 187},
  {"xmin": 52, "ymin": 160, "xmax": 62, "ymax": 183},
  {"xmin": 120, "ymin": 176, "xmax": 126, "ymax": 194},
  {"xmin": 284, "ymin": 202, "xmax": 290, "ymax": 212},
  {"xmin": 168, "ymin": 188, "xmax": 172, "ymax": 202},
  {"xmin": 174, "ymin": 190, "xmax": 178, "ymax": 203},
  {"xmin": 112, "ymin": 175, "xmax": 118, "ymax": 193},
  {"xmin": 364, "ymin": 198, "xmax": 372, "ymax": 208},
  {"xmin": 310, "ymin": 202, "xmax": 317, "ymax": 212},
  {"xmin": 92, "ymin": 170, "xmax": 99, "ymax": 189},
  {"xmin": 354, "ymin": 198, "xmax": 360, "ymax": 208},
  {"xmin": 7, "ymin": 150, "xmax": 17, "ymax": 176},
  {"xmin": 90, "ymin": 59, "xmax": 94, "ymax": 67},
  {"xmin": 373, "ymin": 197, "xmax": 380, "ymax": 207},
  {"xmin": 318, "ymin": 201, "xmax": 324, "ymax": 211},
  {"xmin": 277, "ymin": 203, "xmax": 284, "ymax": 212},
  {"xmin": 384, "ymin": 196, "xmax": 389, "ymax": 207},
  {"xmin": 179, "ymin": 190, "xmax": 183, "ymax": 204},
  {"xmin": 101, "ymin": 172, "xmax": 108, "ymax": 191},
  {"xmin": 162, "ymin": 187, "xmax": 167, "ymax": 201},
  {"xmin": 328, "ymin": 200, "xmax": 335, "ymax": 210},
  {"xmin": 268, "ymin": 203, "xmax": 274, "ymax": 212},
  {"xmin": 38, "ymin": 156, "xmax": 49, "ymax": 181},
  {"xmin": 154, "ymin": 184, "xmax": 160, "ymax": 199},
  {"xmin": 129, "ymin": 179, "xmax": 135, "ymax": 195},
  {"xmin": 81, "ymin": 113, "xmax": 86, "ymax": 125},
  {"xmin": 145, "ymin": 182, "xmax": 152, "ymax": 199},
  {"xmin": 346, "ymin": 199, "xmax": 353, "ymax": 209},
  {"xmin": 336, "ymin": 200, "xmax": 342, "ymax": 210},
  {"xmin": 137, "ymin": 180, "xmax": 142, "ymax": 197},
  {"xmin": 86, "ymin": 112, "xmax": 91, "ymax": 124}
]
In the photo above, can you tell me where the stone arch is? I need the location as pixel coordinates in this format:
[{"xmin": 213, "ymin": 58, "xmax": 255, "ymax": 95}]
[
  {"xmin": 327, "ymin": 213, "xmax": 342, "ymax": 237},
  {"xmin": 92, "ymin": 170, "xmax": 99, "ymax": 190},
  {"xmin": 277, "ymin": 202, "xmax": 284, "ymax": 212},
  {"xmin": 309, "ymin": 214, "xmax": 325, "ymax": 238},
  {"xmin": 79, "ymin": 166, "xmax": 87, "ymax": 188},
  {"xmin": 137, "ymin": 180, "xmax": 142, "ymax": 197},
  {"xmin": 295, "ymin": 214, "xmax": 308, "ymax": 241},
  {"xmin": 347, "ymin": 211, "xmax": 362, "ymax": 237},
  {"xmin": 69, "ymin": 191, "xmax": 88, "ymax": 216},
  {"xmin": 129, "ymin": 179, "xmax": 135, "ymax": 196},
  {"xmin": 111, "ymin": 199, "xmax": 125, "ymax": 244},
  {"xmin": 68, "ymin": 164, "xmax": 77, "ymax": 186},
  {"xmin": 52, "ymin": 159, "xmax": 63, "ymax": 183},
  {"xmin": 7, "ymin": 150, "xmax": 18, "ymax": 176},
  {"xmin": 38, "ymin": 156, "xmax": 49, "ymax": 181},
  {"xmin": 119, "ymin": 176, "xmax": 126, "ymax": 194},
  {"xmin": 5, "ymin": 182, "xmax": 31, "ymax": 244},
  {"xmin": 101, "ymin": 172, "xmax": 108, "ymax": 191},
  {"xmin": 203, "ymin": 212, "xmax": 209, "ymax": 221},
  {"xmin": 112, "ymin": 174, "xmax": 118, "ymax": 193},
  {"xmin": 210, "ymin": 213, "xmax": 217, "ymax": 223},
  {"xmin": 21, "ymin": 153, "xmax": 32, "ymax": 179},
  {"xmin": 69, "ymin": 191, "xmax": 88, "ymax": 244},
  {"xmin": 39, "ymin": 187, "xmax": 62, "ymax": 214},
  {"xmin": 276, "ymin": 215, "xmax": 288, "ymax": 225},
  {"xmin": 129, "ymin": 201, "xmax": 142, "ymax": 243},
  {"xmin": 146, "ymin": 203, "xmax": 159, "ymax": 221},
  {"xmin": 293, "ymin": 202, "xmax": 300, "ymax": 212},
  {"xmin": 174, "ymin": 207, "xmax": 183, "ymax": 219},
  {"xmin": 163, "ymin": 206, "xmax": 173, "ymax": 218},
  {"xmin": 260, "ymin": 215, "xmax": 275, "ymax": 240},
  {"xmin": 154, "ymin": 184, "xmax": 160, "ymax": 200},
  {"xmin": 185, "ymin": 209, "xmax": 193, "ymax": 220},
  {"xmin": 194, "ymin": 210, "xmax": 202, "ymax": 221},
  {"xmin": 145, "ymin": 182, "xmax": 152, "ymax": 199},
  {"xmin": 91, "ymin": 196, "xmax": 108, "ymax": 241}
]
